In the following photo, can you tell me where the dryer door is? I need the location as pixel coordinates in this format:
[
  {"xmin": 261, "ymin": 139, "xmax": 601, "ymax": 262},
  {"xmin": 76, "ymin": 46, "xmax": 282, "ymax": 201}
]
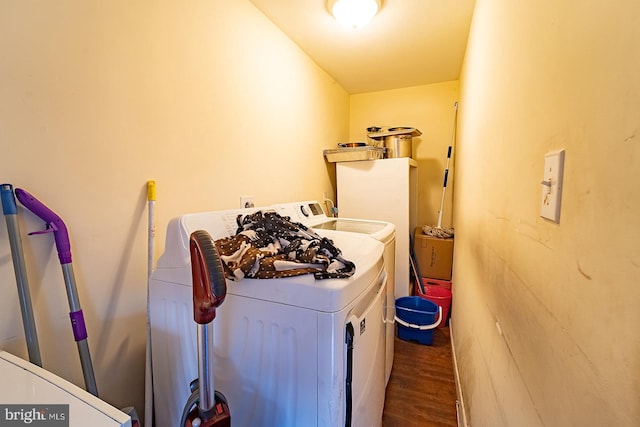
[{"xmin": 344, "ymin": 272, "xmax": 387, "ymax": 427}]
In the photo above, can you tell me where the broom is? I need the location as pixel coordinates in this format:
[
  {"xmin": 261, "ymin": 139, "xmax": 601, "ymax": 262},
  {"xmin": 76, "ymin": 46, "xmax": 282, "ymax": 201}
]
[{"xmin": 423, "ymin": 102, "xmax": 458, "ymax": 239}]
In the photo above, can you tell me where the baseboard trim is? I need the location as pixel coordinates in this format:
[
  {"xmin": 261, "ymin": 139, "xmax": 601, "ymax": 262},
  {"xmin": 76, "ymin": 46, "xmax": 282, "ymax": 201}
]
[{"xmin": 450, "ymin": 319, "xmax": 469, "ymax": 427}]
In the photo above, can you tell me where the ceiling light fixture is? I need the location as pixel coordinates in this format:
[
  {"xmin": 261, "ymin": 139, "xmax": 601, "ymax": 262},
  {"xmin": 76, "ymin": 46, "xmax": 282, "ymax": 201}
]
[{"xmin": 328, "ymin": 0, "xmax": 381, "ymax": 30}]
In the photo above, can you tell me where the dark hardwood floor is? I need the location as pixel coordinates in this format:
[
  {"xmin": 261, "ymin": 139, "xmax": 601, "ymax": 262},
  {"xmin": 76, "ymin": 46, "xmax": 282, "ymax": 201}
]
[{"xmin": 382, "ymin": 327, "xmax": 458, "ymax": 427}]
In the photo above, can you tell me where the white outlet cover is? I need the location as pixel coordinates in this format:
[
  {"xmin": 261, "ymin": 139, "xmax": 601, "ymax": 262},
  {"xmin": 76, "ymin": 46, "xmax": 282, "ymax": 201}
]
[
  {"xmin": 540, "ymin": 149, "xmax": 565, "ymax": 223},
  {"xmin": 240, "ymin": 195, "xmax": 255, "ymax": 208}
]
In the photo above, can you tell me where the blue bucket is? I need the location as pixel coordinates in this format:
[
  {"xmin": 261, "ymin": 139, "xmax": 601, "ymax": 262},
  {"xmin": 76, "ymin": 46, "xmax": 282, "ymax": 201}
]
[{"xmin": 395, "ymin": 296, "xmax": 442, "ymax": 345}]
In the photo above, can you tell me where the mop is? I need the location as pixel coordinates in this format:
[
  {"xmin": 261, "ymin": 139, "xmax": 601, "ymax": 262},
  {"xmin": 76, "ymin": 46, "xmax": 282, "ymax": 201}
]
[
  {"xmin": 15, "ymin": 187, "xmax": 99, "ymax": 396},
  {"xmin": 1, "ymin": 184, "xmax": 42, "ymax": 367},
  {"xmin": 15, "ymin": 187, "xmax": 140, "ymax": 425},
  {"xmin": 423, "ymin": 101, "xmax": 458, "ymax": 239}
]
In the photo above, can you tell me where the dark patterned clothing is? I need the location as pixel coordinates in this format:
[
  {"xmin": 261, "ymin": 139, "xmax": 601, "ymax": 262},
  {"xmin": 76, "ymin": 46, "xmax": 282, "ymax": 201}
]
[{"xmin": 214, "ymin": 211, "xmax": 356, "ymax": 280}]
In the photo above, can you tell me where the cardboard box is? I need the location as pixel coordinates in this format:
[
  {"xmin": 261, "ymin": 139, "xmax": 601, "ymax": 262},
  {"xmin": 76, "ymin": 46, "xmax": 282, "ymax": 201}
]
[{"xmin": 414, "ymin": 228, "xmax": 454, "ymax": 280}]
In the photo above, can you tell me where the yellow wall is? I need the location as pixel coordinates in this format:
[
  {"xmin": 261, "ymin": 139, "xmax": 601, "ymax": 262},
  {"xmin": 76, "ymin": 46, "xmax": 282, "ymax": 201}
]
[
  {"xmin": 454, "ymin": 0, "xmax": 640, "ymax": 425},
  {"xmin": 349, "ymin": 81, "xmax": 460, "ymax": 229},
  {"xmin": 0, "ymin": 0, "xmax": 348, "ymax": 420},
  {"xmin": 6, "ymin": 0, "xmax": 638, "ymax": 425}
]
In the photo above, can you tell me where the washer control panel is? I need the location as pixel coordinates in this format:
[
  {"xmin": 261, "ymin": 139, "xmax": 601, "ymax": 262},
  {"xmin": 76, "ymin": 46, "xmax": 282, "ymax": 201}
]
[{"xmin": 300, "ymin": 202, "xmax": 324, "ymax": 218}]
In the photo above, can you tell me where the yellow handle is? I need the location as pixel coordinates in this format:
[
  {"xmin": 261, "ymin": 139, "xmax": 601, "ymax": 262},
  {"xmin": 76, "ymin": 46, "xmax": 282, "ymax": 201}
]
[{"xmin": 147, "ymin": 180, "xmax": 156, "ymax": 201}]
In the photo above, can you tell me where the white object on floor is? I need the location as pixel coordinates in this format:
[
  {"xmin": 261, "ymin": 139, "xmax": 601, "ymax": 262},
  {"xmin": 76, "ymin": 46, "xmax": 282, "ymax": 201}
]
[{"xmin": 0, "ymin": 351, "xmax": 131, "ymax": 427}]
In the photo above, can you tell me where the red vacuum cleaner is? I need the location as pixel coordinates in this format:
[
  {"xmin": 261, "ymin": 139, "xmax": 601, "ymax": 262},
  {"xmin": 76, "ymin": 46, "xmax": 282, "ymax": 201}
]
[{"xmin": 180, "ymin": 230, "xmax": 231, "ymax": 427}]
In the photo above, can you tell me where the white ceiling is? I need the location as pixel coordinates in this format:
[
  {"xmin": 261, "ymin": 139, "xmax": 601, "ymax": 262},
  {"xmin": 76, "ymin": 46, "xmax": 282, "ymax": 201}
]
[{"xmin": 249, "ymin": 0, "xmax": 476, "ymax": 94}]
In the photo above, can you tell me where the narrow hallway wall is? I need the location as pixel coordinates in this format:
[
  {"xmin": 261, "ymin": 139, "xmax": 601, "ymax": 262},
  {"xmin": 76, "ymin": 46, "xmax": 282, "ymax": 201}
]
[{"xmin": 453, "ymin": 0, "xmax": 640, "ymax": 425}]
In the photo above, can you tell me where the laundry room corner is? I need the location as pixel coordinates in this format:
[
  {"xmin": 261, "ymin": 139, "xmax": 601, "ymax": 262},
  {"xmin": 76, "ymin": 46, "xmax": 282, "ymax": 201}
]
[
  {"xmin": 349, "ymin": 81, "xmax": 461, "ymax": 231},
  {"xmin": 451, "ymin": 0, "xmax": 640, "ymax": 425},
  {"xmin": 1, "ymin": 0, "xmax": 351, "ymax": 423}
]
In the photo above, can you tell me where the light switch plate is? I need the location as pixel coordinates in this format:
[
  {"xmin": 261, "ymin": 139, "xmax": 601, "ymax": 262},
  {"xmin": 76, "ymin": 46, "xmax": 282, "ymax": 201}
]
[{"xmin": 540, "ymin": 149, "xmax": 565, "ymax": 223}]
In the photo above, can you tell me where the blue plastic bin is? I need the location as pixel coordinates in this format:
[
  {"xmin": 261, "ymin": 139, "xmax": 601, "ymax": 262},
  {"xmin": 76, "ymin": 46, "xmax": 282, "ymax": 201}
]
[{"xmin": 395, "ymin": 296, "xmax": 442, "ymax": 345}]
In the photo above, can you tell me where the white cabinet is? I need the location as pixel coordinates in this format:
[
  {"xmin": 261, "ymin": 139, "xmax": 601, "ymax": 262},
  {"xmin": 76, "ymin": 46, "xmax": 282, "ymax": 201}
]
[{"xmin": 337, "ymin": 158, "xmax": 418, "ymax": 299}]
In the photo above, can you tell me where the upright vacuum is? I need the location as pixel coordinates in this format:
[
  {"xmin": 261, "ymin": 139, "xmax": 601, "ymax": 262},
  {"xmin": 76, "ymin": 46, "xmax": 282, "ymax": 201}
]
[{"xmin": 180, "ymin": 230, "xmax": 231, "ymax": 427}]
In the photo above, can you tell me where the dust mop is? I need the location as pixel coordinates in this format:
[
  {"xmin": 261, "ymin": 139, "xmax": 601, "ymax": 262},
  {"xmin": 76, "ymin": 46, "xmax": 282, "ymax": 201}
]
[
  {"xmin": 15, "ymin": 187, "xmax": 99, "ymax": 396},
  {"xmin": 423, "ymin": 101, "xmax": 457, "ymax": 239},
  {"xmin": 15, "ymin": 187, "xmax": 140, "ymax": 425}
]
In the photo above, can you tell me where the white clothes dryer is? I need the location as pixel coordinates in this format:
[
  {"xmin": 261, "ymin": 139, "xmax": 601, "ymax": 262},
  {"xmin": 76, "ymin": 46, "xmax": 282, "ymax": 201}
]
[
  {"xmin": 0, "ymin": 351, "xmax": 131, "ymax": 427},
  {"xmin": 271, "ymin": 201, "xmax": 397, "ymax": 385},
  {"xmin": 148, "ymin": 205, "xmax": 387, "ymax": 427}
]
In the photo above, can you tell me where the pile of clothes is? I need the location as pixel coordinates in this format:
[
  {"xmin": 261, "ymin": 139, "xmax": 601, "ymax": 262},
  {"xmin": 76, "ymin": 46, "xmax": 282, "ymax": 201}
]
[{"xmin": 214, "ymin": 210, "xmax": 356, "ymax": 280}]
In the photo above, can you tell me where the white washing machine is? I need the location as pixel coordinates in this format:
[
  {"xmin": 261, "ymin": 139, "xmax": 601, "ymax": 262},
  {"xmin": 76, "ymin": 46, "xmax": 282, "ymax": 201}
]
[
  {"xmin": 0, "ymin": 351, "xmax": 131, "ymax": 427},
  {"xmin": 270, "ymin": 201, "xmax": 397, "ymax": 385},
  {"xmin": 148, "ymin": 205, "xmax": 387, "ymax": 427}
]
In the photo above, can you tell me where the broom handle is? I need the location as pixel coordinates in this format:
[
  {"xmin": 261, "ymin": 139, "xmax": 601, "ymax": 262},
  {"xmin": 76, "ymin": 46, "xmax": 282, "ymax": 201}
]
[
  {"xmin": 437, "ymin": 102, "xmax": 458, "ymax": 229},
  {"xmin": 147, "ymin": 180, "xmax": 156, "ymax": 279},
  {"xmin": 145, "ymin": 180, "xmax": 156, "ymax": 427},
  {"xmin": 1, "ymin": 184, "xmax": 42, "ymax": 367},
  {"xmin": 436, "ymin": 146, "xmax": 451, "ymax": 229}
]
